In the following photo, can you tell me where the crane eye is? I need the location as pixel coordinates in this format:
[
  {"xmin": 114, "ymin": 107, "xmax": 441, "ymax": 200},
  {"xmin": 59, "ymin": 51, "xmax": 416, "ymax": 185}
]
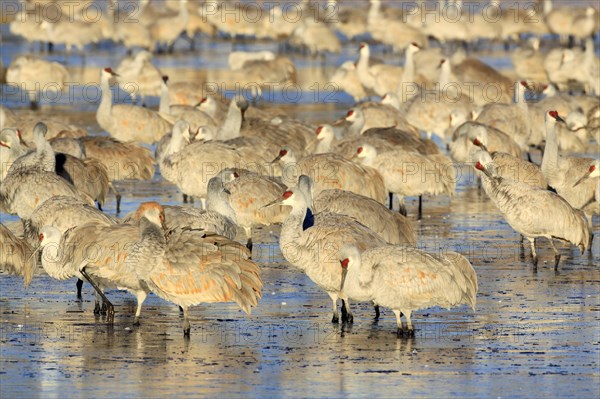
[{"xmin": 39, "ymin": 233, "xmax": 44, "ymax": 241}]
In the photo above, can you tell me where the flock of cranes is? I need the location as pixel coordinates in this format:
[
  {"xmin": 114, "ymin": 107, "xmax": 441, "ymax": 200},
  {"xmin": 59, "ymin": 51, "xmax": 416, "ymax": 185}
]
[{"xmin": 1, "ymin": 0, "xmax": 599, "ymax": 338}]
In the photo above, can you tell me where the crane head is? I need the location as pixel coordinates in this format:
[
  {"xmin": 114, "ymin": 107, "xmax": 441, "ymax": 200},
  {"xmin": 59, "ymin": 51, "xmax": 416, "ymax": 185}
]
[
  {"xmin": 548, "ymin": 110, "xmax": 566, "ymax": 123},
  {"xmin": 271, "ymin": 148, "xmax": 288, "ymax": 163},
  {"xmin": 573, "ymin": 161, "xmax": 600, "ymax": 187}
]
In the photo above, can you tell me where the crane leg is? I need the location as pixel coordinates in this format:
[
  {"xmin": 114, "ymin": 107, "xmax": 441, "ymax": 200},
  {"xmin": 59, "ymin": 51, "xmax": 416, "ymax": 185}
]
[
  {"xmin": 417, "ymin": 196, "xmax": 423, "ymax": 220},
  {"xmin": 183, "ymin": 194, "xmax": 188, "ymax": 203},
  {"xmin": 109, "ymin": 183, "xmax": 122, "ymax": 213},
  {"xmin": 341, "ymin": 299, "xmax": 353, "ymax": 323},
  {"xmin": 328, "ymin": 293, "xmax": 339, "ymax": 323},
  {"xmin": 529, "ymin": 237, "xmax": 538, "ymax": 268},
  {"xmin": 374, "ymin": 304, "xmax": 380, "ymax": 320},
  {"xmin": 182, "ymin": 306, "xmax": 191, "ymax": 336},
  {"xmin": 81, "ymin": 268, "xmax": 114, "ymax": 323},
  {"xmin": 133, "ymin": 291, "xmax": 147, "ymax": 326},
  {"xmin": 393, "ymin": 309, "xmax": 403, "ymax": 338},
  {"xmin": 388, "ymin": 192, "xmax": 394, "ymax": 210},
  {"xmin": 398, "ymin": 196, "xmax": 407, "ymax": 217},
  {"xmin": 548, "ymin": 239, "xmax": 561, "ymax": 269},
  {"xmin": 76, "ymin": 279, "xmax": 84, "ymax": 299},
  {"xmin": 404, "ymin": 310, "xmax": 414, "ymax": 337}
]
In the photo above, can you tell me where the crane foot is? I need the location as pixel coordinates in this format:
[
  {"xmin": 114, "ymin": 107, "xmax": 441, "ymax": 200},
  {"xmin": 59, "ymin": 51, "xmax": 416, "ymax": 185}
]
[
  {"xmin": 331, "ymin": 312, "xmax": 340, "ymax": 324},
  {"xmin": 405, "ymin": 327, "xmax": 415, "ymax": 338},
  {"xmin": 183, "ymin": 327, "xmax": 191, "ymax": 336},
  {"xmin": 345, "ymin": 312, "xmax": 354, "ymax": 324},
  {"xmin": 93, "ymin": 301, "xmax": 101, "ymax": 315},
  {"xmin": 396, "ymin": 328, "xmax": 403, "ymax": 338},
  {"xmin": 133, "ymin": 317, "xmax": 140, "ymax": 326},
  {"xmin": 531, "ymin": 255, "xmax": 538, "ymax": 268},
  {"xmin": 101, "ymin": 301, "xmax": 108, "ymax": 315}
]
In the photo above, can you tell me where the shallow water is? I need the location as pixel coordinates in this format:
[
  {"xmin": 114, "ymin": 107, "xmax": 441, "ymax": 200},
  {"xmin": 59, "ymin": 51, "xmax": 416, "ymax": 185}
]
[{"xmin": 1, "ymin": 8, "xmax": 600, "ymax": 398}]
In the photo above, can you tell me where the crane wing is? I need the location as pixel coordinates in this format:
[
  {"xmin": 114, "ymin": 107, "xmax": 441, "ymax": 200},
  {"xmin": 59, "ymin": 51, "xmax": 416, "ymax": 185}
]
[{"xmin": 149, "ymin": 228, "xmax": 262, "ymax": 312}]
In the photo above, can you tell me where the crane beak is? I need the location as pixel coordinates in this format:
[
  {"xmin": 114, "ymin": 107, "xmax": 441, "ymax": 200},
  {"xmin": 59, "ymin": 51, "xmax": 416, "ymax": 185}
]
[
  {"xmin": 271, "ymin": 154, "xmax": 284, "ymax": 163},
  {"xmin": 223, "ymin": 187, "xmax": 231, "ymax": 195},
  {"xmin": 573, "ymin": 171, "xmax": 591, "ymax": 187},
  {"xmin": 340, "ymin": 267, "xmax": 348, "ymax": 292},
  {"xmin": 261, "ymin": 196, "xmax": 282, "ymax": 209},
  {"xmin": 27, "ymin": 245, "xmax": 41, "ymax": 264}
]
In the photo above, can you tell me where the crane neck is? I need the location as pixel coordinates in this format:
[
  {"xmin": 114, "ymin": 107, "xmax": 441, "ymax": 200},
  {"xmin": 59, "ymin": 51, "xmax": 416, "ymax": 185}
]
[
  {"xmin": 541, "ymin": 120, "xmax": 560, "ymax": 177},
  {"xmin": 279, "ymin": 198, "xmax": 311, "ymax": 271},
  {"xmin": 159, "ymin": 81, "xmax": 170, "ymax": 114},
  {"xmin": 98, "ymin": 75, "xmax": 113, "ymax": 121},
  {"xmin": 315, "ymin": 132, "xmax": 334, "ymax": 154},
  {"xmin": 206, "ymin": 189, "xmax": 238, "ymax": 225},
  {"xmin": 217, "ymin": 102, "xmax": 242, "ymax": 140},
  {"xmin": 41, "ymin": 240, "xmax": 74, "ymax": 280},
  {"xmin": 348, "ymin": 112, "xmax": 365, "ymax": 136},
  {"xmin": 439, "ymin": 62, "xmax": 451, "ymax": 89}
]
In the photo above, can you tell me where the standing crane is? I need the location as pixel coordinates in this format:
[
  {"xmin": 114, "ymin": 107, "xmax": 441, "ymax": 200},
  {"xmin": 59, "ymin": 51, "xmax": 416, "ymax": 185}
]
[{"xmin": 338, "ymin": 245, "xmax": 477, "ymax": 337}]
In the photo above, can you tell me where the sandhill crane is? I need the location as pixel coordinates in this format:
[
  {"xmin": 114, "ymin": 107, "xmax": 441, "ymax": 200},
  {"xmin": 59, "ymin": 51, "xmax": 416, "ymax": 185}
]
[
  {"xmin": 158, "ymin": 77, "xmax": 217, "ymax": 133},
  {"xmin": 50, "ymin": 137, "xmax": 86, "ymax": 159},
  {"xmin": 8, "ymin": 122, "xmax": 55, "ymax": 173},
  {"xmin": 471, "ymin": 147, "xmax": 547, "ymax": 190},
  {"xmin": 541, "ymin": 110, "xmax": 599, "ymax": 217},
  {"xmin": 220, "ymin": 168, "xmax": 288, "ymax": 251},
  {"xmin": 0, "ymin": 128, "xmax": 27, "ymax": 180},
  {"xmin": 574, "ymin": 160, "xmax": 600, "ymax": 206},
  {"xmin": 344, "ymin": 107, "xmax": 419, "ymax": 138},
  {"xmin": 97, "ymin": 68, "xmax": 172, "ymax": 144},
  {"xmin": 149, "ymin": 0, "xmax": 189, "ymax": 53},
  {"xmin": 0, "ymin": 223, "xmax": 36, "ymax": 287},
  {"xmin": 451, "ymin": 55, "xmax": 514, "ymax": 106},
  {"xmin": 350, "ymin": 102, "xmax": 420, "ymax": 138},
  {"xmin": 40, "ymin": 18, "xmax": 103, "ymax": 57},
  {"xmin": 79, "ymin": 135, "xmax": 155, "ymax": 213},
  {"xmin": 228, "ymin": 51, "xmax": 275, "ymax": 71},
  {"xmin": 367, "ymin": 0, "xmax": 426, "ymax": 52},
  {"xmin": 125, "ymin": 202, "xmax": 262, "ymax": 335},
  {"xmin": 474, "ymin": 150, "xmax": 589, "ymax": 268},
  {"xmin": 403, "ymin": 59, "xmax": 473, "ymax": 140},
  {"xmin": 160, "ymin": 120, "xmax": 258, "ymax": 207},
  {"xmin": 512, "ymin": 38, "xmax": 548, "ymax": 83},
  {"xmin": 264, "ymin": 188, "xmax": 387, "ymax": 323},
  {"xmin": 0, "ymin": 167, "xmax": 91, "ymax": 220},
  {"xmin": 356, "ymin": 42, "xmax": 403, "ymax": 97},
  {"xmin": 329, "ymin": 61, "xmax": 368, "ymax": 102},
  {"xmin": 339, "ymin": 244, "xmax": 477, "ymax": 337},
  {"xmin": 115, "ymin": 51, "xmax": 163, "ymax": 105},
  {"xmin": 298, "ymin": 175, "xmax": 416, "ymax": 246},
  {"xmin": 450, "ymin": 122, "xmax": 523, "ymax": 165},
  {"xmin": 357, "ymin": 144, "xmax": 455, "ymax": 218},
  {"xmin": 123, "ymin": 177, "xmax": 238, "ymax": 240},
  {"xmin": 289, "ymin": 19, "xmax": 341, "ymax": 56},
  {"xmin": 6, "ymin": 55, "xmax": 69, "ymax": 109},
  {"xmin": 25, "ymin": 195, "xmax": 116, "ymax": 297},
  {"xmin": 273, "ymin": 147, "xmax": 387, "ymax": 204},
  {"xmin": 36, "ymin": 220, "xmax": 150, "ymax": 322},
  {"xmin": 475, "ymin": 81, "xmax": 531, "ymax": 152}
]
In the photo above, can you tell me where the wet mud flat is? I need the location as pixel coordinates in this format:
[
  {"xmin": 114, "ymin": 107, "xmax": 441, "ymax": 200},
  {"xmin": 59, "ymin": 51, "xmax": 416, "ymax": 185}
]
[{"xmin": 1, "ymin": 174, "xmax": 599, "ymax": 397}]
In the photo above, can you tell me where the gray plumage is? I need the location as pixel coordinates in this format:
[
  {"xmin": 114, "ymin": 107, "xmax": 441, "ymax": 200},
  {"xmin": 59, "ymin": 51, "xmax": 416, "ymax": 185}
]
[
  {"xmin": 339, "ymin": 245, "xmax": 477, "ymax": 336},
  {"xmin": 24, "ymin": 195, "xmax": 116, "ymax": 246},
  {"xmin": 475, "ymin": 150, "xmax": 589, "ymax": 268},
  {"xmin": 125, "ymin": 202, "xmax": 262, "ymax": 335},
  {"xmin": 271, "ymin": 187, "xmax": 387, "ymax": 323},
  {"xmin": 0, "ymin": 223, "xmax": 36, "ymax": 287},
  {"xmin": 298, "ymin": 175, "xmax": 416, "ymax": 246}
]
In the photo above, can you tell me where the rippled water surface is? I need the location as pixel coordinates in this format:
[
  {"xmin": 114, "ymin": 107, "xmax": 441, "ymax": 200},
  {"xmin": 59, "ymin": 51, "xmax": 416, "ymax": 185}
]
[{"xmin": 1, "ymin": 8, "xmax": 600, "ymax": 398}]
